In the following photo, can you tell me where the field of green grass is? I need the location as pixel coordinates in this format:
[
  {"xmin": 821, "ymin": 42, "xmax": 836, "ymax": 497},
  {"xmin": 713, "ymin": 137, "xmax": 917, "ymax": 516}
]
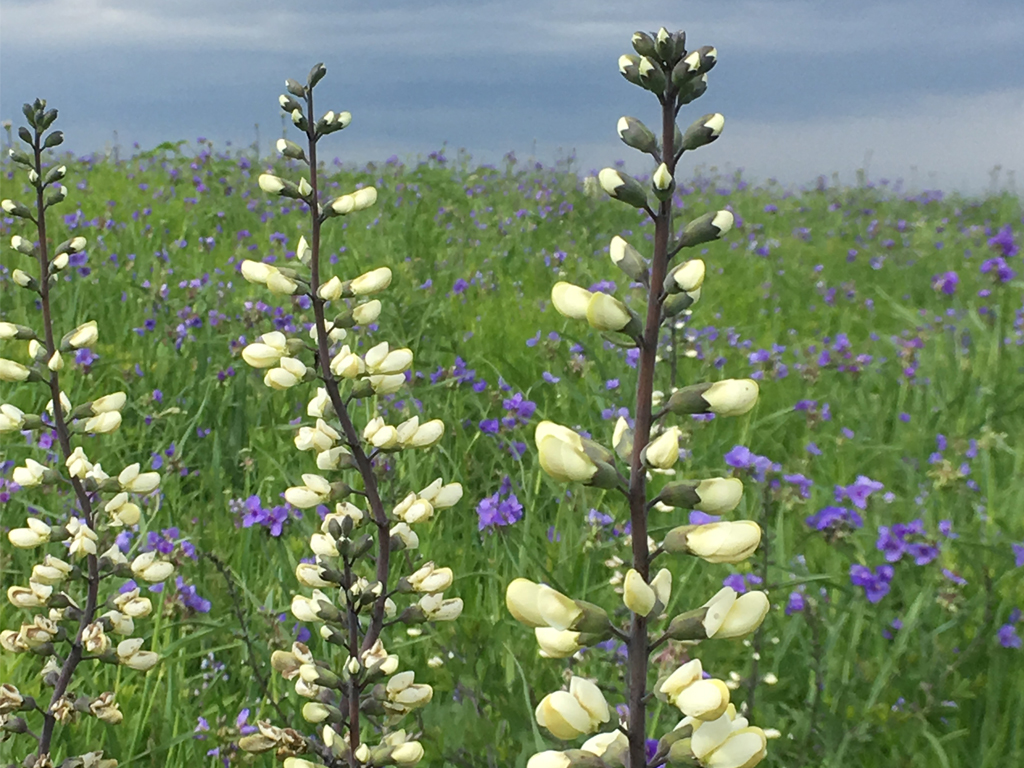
[{"xmin": 1, "ymin": 134, "xmax": 1022, "ymax": 768}]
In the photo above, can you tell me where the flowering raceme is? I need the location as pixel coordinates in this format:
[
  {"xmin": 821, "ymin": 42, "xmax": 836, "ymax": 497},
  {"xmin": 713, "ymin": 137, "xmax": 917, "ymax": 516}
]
[
  {"xmin": 234, "ymin": 64, "xmax": 462, "ymax": 767},
  {"xmin": 505, "ymin": 28, "xmax": 775, "ymax": 768},
  {"xmin": 1, "ymin": 99, "xmax": 169, "ymax": 768}
]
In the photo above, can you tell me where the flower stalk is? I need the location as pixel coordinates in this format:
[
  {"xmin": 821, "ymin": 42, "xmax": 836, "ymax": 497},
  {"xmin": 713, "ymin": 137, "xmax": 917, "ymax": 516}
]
[
  {"xmin": 2, "ymin": 100, "xmax": 167, "ymax": 767},
  {"xmin": 511, "ymin": 27, "xmax": 773, "ymax": 768},
  {"xmin": 238, "ymin": 64, "xmax": 462, "ymax": 768}
]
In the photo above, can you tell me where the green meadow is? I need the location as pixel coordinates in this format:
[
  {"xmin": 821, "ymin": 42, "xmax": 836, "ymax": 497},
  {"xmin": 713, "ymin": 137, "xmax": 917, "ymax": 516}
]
[{"xmin": 1, "ymin": 138, "xmax": 1022, "ymax": 767}]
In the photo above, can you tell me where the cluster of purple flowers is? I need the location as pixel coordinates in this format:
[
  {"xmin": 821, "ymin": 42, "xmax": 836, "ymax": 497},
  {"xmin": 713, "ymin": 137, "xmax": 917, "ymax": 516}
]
[
  {"xmin": 476, "ymin": 476, "xmax": 524, "ymax": 531},
  {"xmin": 849, "ymin": 563, "xmax": 895, "ymax": 603},
  {"xmin": 805, "ymin": 505, "xmax": 864, "ymax": 533},
  {"xmin": 834, "ymin": 475, "xmax": 886, "ymax": 509},
  {"xmin": 232, "ymin": 495, "xmax": 294, "ymax": 537},
  {"xmin": 430, "ymin": 356, "xmax": 487, "ymax": 392},
  {"xmin": 876, "ymin": 519, "xmax": 949, "ymax": 565},
  {"xmin": 722, "ymin": 572, "xmax": 763, "ymax": 594},
  {"xmin": 476, "ymin": 391, "xmax": 536, "ymax": 459},
  {"xmin": 998, "ymin": 609, "xmax": 1022, "ymax": 649},
  {"xmin": 724, "ymin": 445, "xmax": 779, "ymax": 483},
  {"xmin": 142, "ymin": 526, "xmax": 197, "ymax": 560}
]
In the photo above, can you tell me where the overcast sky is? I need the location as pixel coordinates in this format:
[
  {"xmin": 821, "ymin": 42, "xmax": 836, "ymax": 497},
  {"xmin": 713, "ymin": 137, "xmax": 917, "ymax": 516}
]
[{"xmin": 2, "ymin": 0, "xmax": 1022, "ymax": 194}]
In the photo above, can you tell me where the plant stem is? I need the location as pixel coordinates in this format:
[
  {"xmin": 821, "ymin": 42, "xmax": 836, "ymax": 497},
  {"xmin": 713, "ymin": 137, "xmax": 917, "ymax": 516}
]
[
  {"xmin": 302, "ymin": 83, "xmax": 391, "ymax": 767},
  {"xmin": 624, "ymin": 88, "xmax": 677, "ymax": 768},
  {"xmin": 30, "ymin": 121, "xmax": 101, "ymax": 760}
]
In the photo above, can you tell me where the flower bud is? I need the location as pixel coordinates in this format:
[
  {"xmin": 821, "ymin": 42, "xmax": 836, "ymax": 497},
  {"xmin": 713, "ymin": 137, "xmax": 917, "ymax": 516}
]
[
  {"xmin": 276, "ymin": 138, "xmax": 307, "ymax": 162},
  {"xmin": 618, "ymin": 54, "xmax": 642, "ymax": 86},
  {"xmin": 351, "ymin": 186, "xmax": 377, "ymax": 210},
  {"xmin": 1, "ymin": 199, "xmax": 33, "ymax": 218},
  {"xmin": 598, "ymin": 168, "xmax": 649, "ymax": 209},
  {"xmin": 351, "ymin": 267, "xmax": 392, "ymax": 296},
  {"xmin": 118, "ymin": 463, "xmax": 161, "ymax": 494},
  {"xmin": 714, "ymin": 590, "xmax": 770, "ymax": 639},
  {"xmin": 241, "ymin": 259, "xmax": 275, "ymax": 285},
  {"xmin": 681, "ymin": 113, "xmax": 725, "ymax": 151},
  {"xmin": 665, "ymin": 259, "xmax": 705, "ymax": 294},
  {"xmin": 666, "ymin": 379, "xmax": 758, "ymax": 417},
  {"xmin": 8, "ymin": 518, "xmax": 51, "ymax": 548},
  {"xmin": 704, "ymin": 726, "xmax": 768, "ymax": 768},
  {"xmin": 609, "ymin": 236, "xmax": 648, "ymax": 283},
  {"xmin": 502, "ymin": 579, "xmax": 535, "ymax": 623},
  {"xmin": 637, "ymin": 56, "xmax": 667, "ymax": 93},
  {"xmin": 117, "ymin": 638, "xmax": 159, "ymax": 671},
  {"xmin": 586, "ymin": 292, "xmax": 634, "ymax": 333},
  {"xmin": 535, "ymin": 421, "xmax": 598, "ymax": 484},
  {"xmin": 64, "ymin": 320, "xmax": 98, "ymax": 349},
  {"xmin": 405, "ymin": 562, "xmax": 453, "ymax": 593},
  {"xmin": 535, "ymin": 627, "xmax": 582, "ymax": 659},
  {"xmin": 664, "ymin": 521, "xmax": 762, "ymax": 564},
  {"xmin": 642, "ymin": 427, "xmax": 681, "ymax": 469},
  {"xmin": 674, "ymin": 678, "xmax": 731, "ymax": 721},
  {"xmin": 623, "ymin": 569, "xmax": 657, "ymax": 616},
  {"xmin": 652, "ymin": 162, "xmax": 675, "ymax": 199},
  {"xmin": 656, "ymin": 478, "xmax": 744, "ymax": 514},
  {"xmin": 551, "ymin": 281, "xmax": 593, "ymax": 320},
  {"xmin": 80, "ymin": 410, "xmax": 121, "ymax": 434},
  {"xmin": 677, "ymin": 210, "xmax": 735, "ymax": 248},
  {"xmin": 616, "ymin": 116, "xmax": 658, "ymax": 155},
  {"xmin": 316, "ymin": 275, "xmax": 343, "ymax": 301},
  {"xmin": 0, "ymin": 358, "xmax": 32, "ymax": 382}
]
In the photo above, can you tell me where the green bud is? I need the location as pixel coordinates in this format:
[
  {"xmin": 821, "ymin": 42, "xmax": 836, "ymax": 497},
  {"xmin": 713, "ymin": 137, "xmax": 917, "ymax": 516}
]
[
  {"xmin": 667, "ymin": 738, "xmax": 695, "ymax": 765},
  {"xmin": 42, "ymin": 165, "xmax": 67, "ymax": 186},
  {"xmin": 609, "ymin": 235, "xmax": 648, "ymax": 283},
  {"xmin": 1, "ymin": 715, "xmax": 28, "ymax": 734},
  {"xmin": 280, "ymin": 94, "xmax": 303, "ymax": 114},
  {"xmin": 1, "ymin": 199, "xmax": 34, "ymax": 219},
  {"xmin": 276, "ymin": 138, "xmax": 307, "ymax": 162},
  {"xmin": 285, "ymin": 78, "xmax": 306, "ymax": 98},
  {"xmin": 586, "ymin": 459, "xmax": 623, "ymax": 490},
  {"xmin": 654, "ymin": 27, "xmax": 678, "ymax": 61},
  {"xmin": 637, "ymin": 56, "xmax": 667, "ymax": 93},
  {"xmin": 598, "ymin": 168, "xmax": 649, "ymax": 209},
  {"xmin": 616, "ymin": 116, "xmax": 658, "ymax": 156},
  {"xmin": 676, "ymin": 210, "xmax": 734, "ymax": 248},
  {"xmin": 680, "ymin": 113, "xmax": 725, "ymax": 151},
  {"xmin": 561, "ymin": 751, "xmax": 609, "ymax": 768},
  {"xmin": 677, "ymin": 74, "xmax": 708, "ymax": 105},
  {"xmin": 8, "ymin": 147, "xmax": 33, "ymax": 166},
  {"xmin": 655, "ymin": 481, "xmax": 702, "ymax": 509},
  {"xmin": 569, "ymin": 600, "xmax": 613, "ymax": 636},
  {"xmin": 43, "ymin": 130, "xmax": 64, "ymax": 149},
  {"xmin": 307, "ymin": 62, "xmax": 327, "ymax": 89},
  {"xmin": 631, "ymin": 31, "xmax": 657, "ymax": 57},
  {"xmin": 662, "ymin": 291, "xmax": 699, "ymax": 318},
  {"xmin": 40, "ymin": 108, "xmax": 58, "ymax": 131},
  {"xmin": 19, "ymin": 125, "xmax": 33, "ymax": 144},
  {"xmin": 687, "ymin": 45, "xmax": 718, "ymax": 75},
  {"xmin": 665, "ymin": 607, "xmax": 712, "ymax": 641},
  {"xmin": 21, "ymin": 102, "xmax": 37, "ymax": 127},
  {"xmin": 618, "ymin": 54, "xmax": 643, "ymax": 87},
  {"xmin": 43, "ymin": 185, "xmax": 67, "ymax": 209},
  {"xmin": 348, "ymin": 379, "xmax": 375, "ymax": 399},
  {"xmin": 398, "ymin": 604, "xmax": 427, "ymax": 625}
]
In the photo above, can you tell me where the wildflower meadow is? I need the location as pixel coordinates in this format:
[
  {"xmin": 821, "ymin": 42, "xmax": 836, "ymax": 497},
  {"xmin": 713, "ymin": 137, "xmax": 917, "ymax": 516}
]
[{"xmin": 2, "ymin": 25, "xmax": 1023, "ymax": 768}]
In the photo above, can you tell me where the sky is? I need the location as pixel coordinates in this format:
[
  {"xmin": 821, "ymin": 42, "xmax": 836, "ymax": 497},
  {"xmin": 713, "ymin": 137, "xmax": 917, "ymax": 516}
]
[{"xmin": 2, "ymin": 0, "xmax": 1022, "ymax": 195}]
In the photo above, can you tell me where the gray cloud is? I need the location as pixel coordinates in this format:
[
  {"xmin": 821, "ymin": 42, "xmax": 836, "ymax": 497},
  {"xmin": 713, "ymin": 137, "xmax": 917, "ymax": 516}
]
[{"xmin": 2, "ymin": 0, "xmax": 1021, "ymax": 194}]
